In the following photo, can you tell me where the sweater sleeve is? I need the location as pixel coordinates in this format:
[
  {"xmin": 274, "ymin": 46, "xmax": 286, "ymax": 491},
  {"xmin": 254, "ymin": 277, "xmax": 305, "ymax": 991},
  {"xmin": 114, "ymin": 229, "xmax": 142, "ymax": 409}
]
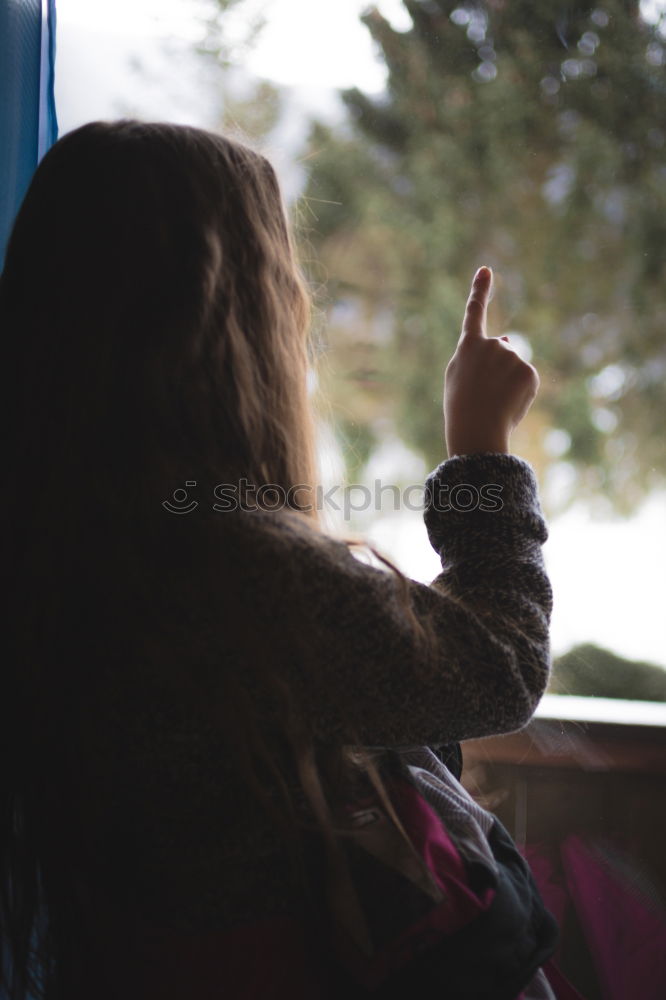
[{"xmin": 229, "ymin": 452, "xmax": 552, "ymax": 748}]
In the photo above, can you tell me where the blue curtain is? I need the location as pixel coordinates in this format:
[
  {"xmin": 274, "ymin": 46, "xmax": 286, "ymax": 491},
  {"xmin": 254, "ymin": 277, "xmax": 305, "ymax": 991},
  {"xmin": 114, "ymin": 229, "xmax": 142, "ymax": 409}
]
[{"xmin": 0, "ymin": 0, "xmax": 58, "ymax": 268}]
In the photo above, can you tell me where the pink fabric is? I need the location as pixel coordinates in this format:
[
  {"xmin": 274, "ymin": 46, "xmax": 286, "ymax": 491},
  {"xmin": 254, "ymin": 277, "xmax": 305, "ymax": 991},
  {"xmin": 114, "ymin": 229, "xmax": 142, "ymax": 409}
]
[
  {"xmin": 390, "ymin": 779, "xmax": 495, "ymax": 913},
  {"xmin": 517, "ymin": 846, "xmax": 587, "ymax": 999},
  {"xmin": 561, "ymin": 835, "xmax": 666, "ymax": 1000},
  {"xmin": 335, "ymin": 779, "xmax": 496, "ymax": 989},
  {"xmin": 522, "ymin": 843, "xmax": 569, "ymax": 933}
]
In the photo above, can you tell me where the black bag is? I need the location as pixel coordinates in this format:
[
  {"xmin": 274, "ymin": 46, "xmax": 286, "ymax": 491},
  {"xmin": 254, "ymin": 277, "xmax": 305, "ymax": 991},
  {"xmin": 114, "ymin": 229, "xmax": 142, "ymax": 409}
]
[{"xmin": 310, "ymin": 745, "xmax": 559, "ymax": 998}]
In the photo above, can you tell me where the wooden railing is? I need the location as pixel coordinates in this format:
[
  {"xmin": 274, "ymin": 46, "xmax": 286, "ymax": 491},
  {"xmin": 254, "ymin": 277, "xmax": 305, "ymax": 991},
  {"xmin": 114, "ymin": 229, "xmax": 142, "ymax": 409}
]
[{"xmin": 462, "ymin": 696, "xmax": 666, "ymax": 1000}]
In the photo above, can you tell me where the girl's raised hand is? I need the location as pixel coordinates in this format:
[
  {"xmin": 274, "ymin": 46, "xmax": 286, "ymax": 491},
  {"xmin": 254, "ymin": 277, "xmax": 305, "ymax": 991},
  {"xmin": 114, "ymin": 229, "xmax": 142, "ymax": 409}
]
[{"xmin": 443, "ymin": 267, "xmax": 540, "ymax": 458}]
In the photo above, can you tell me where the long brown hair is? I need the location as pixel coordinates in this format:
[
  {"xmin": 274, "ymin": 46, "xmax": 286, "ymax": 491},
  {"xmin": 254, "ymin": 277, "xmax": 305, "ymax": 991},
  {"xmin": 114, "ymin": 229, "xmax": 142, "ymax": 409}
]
[{"xmin": 0, "ymin": 120, "xmax": 432, "ymax": 998}]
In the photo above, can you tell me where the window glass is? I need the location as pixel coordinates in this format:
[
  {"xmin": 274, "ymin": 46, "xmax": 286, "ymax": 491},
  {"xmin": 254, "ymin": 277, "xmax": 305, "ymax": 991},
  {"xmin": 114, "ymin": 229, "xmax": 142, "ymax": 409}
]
[
  {"xmin": 55, "ymin": 0, "xmax": 666, "ymax": 696},
  {"xmin": 50, "ymin": 6, "xmax": 666, "ymax": 996}
]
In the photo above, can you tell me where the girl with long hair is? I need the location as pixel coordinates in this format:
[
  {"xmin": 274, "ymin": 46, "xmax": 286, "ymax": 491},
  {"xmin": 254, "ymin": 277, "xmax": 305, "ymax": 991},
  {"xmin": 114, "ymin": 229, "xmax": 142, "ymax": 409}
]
[{"xmin": 1, "ymin": 120, "xmax": 552, "ymax": 999}]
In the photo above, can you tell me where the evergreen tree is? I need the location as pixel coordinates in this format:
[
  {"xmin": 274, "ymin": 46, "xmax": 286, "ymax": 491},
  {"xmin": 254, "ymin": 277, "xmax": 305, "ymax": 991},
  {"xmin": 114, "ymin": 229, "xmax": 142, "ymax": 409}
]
[
  {"xmin": 550, "ymin": 643, "xmax": 666, "ymax": 700},
  {"xmin": 303, "ymin": 0, "xmax": 666, "ymax": 508}
]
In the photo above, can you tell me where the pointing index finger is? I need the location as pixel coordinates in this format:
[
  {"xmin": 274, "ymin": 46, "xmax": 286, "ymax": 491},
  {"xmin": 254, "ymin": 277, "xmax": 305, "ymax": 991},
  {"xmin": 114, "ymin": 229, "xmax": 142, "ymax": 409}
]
[{"xmin": 460, "ymin": 266, "xmax": 492, "ymax": 342}]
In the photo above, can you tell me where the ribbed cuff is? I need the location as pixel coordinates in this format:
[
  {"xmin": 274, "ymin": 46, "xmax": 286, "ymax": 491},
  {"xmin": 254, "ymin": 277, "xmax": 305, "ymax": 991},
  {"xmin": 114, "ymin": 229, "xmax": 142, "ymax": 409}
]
[{"xmin": 423, "ymin": 453, "xmax": 547, "ymax": 555}]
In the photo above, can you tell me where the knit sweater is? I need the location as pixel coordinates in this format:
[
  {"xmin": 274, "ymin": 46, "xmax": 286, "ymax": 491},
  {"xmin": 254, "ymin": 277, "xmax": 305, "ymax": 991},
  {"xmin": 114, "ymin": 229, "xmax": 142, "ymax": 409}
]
[{"xmin": 70, "ymin": 452, "xmax": 552, "ymax": 932}]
